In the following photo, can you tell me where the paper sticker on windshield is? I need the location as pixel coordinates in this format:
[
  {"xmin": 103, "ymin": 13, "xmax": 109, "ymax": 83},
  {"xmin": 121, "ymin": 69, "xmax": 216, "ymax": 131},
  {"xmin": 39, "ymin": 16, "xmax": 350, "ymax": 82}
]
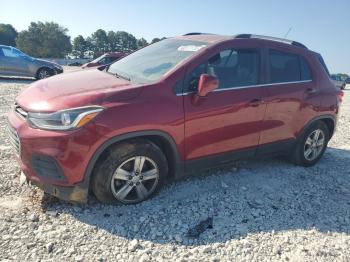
[{"xmin": 177, "ymin": 45, "xmax": 206, "ymax": 52}]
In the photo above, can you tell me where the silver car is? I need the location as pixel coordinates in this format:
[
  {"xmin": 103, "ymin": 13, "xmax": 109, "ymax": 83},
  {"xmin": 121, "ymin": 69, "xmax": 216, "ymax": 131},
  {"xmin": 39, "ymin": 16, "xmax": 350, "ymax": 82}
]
[
  {"xmin": 0, "ymin": 45, "xmax": 63, "ymax": 79},
  {"xmin": 330, "ymin": 74, "xmax": 346, "ymax": 90}
]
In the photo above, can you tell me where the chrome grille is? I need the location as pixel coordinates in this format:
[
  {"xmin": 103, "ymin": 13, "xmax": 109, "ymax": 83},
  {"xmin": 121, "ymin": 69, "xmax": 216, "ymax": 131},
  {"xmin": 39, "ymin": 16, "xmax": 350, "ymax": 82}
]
[
  {"xmin": 14, "ymin": 104, "xmax": 28, "ymax": 119},
  {"xmin": 6, "ymin": 122, "xmax": 20, "ymax": 155}
]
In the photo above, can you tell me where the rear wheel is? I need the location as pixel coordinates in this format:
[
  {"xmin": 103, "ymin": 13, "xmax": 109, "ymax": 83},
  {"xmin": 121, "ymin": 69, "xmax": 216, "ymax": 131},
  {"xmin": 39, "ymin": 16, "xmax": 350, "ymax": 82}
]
[
  {"xmin": 91, "ymin": 140, "xmax": 168, "ymax": 204},
  {"xmin": 290, "ymin": 121, "xmax": 329, "ymax": 167},
  {"xmin": 36, "ymin": 68, "xmax": 52, "ymax": 80}
]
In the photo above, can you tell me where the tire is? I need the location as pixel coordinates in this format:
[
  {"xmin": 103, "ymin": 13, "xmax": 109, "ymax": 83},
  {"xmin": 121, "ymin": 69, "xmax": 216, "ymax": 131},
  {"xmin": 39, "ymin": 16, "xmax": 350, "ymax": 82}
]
[
  {"xmin": 341, "ymin": 84, "xmax": 345, "ymax": 90},
  {"xmin": 36, "ymin": 68, "xmax": 52, "ymax": 80},
  {"xmin": 290, "ymin": 121, "xmax": 329, "ymax": 167},
  {"xmin": 91, "ymin": 139, "xmax": 168, "ymax": 204}
]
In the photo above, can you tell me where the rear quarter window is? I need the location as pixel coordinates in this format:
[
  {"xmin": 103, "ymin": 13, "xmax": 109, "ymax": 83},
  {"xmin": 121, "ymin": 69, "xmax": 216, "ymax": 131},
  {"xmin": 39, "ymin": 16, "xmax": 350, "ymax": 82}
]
[{"xmin": 300, "ymin": 57, "xmax": 312, "ymax": 80}]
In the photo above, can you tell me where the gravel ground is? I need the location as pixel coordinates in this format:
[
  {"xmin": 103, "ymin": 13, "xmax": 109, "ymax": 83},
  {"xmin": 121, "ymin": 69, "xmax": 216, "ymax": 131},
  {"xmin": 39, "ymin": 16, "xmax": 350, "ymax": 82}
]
[{"xmin": 0, "ymin": 71, "xmax": 349, "ymax": 261}]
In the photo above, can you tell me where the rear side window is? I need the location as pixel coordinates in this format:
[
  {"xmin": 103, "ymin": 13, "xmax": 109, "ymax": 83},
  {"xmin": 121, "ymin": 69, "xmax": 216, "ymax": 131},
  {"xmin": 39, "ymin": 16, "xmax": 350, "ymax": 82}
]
[
  {"xmin": 269, "ymin": 50, "xmax": 300, "ymax": 83},
  {"xmin": 268, "ymin": 50, "xmax": 312, "ymax": 83}
]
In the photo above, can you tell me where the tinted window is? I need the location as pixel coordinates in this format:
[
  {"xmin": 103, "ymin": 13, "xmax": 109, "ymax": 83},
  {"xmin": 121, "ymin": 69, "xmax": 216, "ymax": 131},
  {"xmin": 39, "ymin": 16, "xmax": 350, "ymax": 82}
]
[
  {"xmin": 105, "ymin": 57, "xmax": 118, "ymax": 63},
  {"xmin": 186, "ymin": 49, "xmax": 260, "ymax": 91},
  {"xmin": 269, "ymin": 50, "xmax": 313, "ymax": 83},
  {"xmin": 2, "ymin": 48, "xmax": 19, "ymax": 58},
  {"xmin": 300, "ymin": 57, "xmax": 312, "ymax": 80},
  {"xmin": 269, "ymin": 50, "xmax": 300, "ymax": 83},
  {"xmin": 317, "ymin": 55, "xmax": 330, "ymax": 76}
]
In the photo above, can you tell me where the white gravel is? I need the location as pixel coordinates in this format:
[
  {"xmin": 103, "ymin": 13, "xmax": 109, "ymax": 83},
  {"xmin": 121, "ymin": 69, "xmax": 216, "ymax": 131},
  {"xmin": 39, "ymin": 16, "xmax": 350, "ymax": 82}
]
[{"xmin": 1, "ymin": 73, "xmax": 350, "ymax": 261}]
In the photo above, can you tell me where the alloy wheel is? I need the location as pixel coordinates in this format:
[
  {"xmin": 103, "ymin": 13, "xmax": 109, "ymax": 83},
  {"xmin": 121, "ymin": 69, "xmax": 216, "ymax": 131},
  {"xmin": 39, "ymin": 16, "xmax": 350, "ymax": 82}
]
[
  {"xmin": 110, "ymin": 156, "xmax": 159, "ymax": 203},
  {"xmin": 303, "ymin": 129, "xmax": 325, "ymax": 161},
  {"xmin": 38, "ymin": 69, "xmax": 50, "ymax": 79}
]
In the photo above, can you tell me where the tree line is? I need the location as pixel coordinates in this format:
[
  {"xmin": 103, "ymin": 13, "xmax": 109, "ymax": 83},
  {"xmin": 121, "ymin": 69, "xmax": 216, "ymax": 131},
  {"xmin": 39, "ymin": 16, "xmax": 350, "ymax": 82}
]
[{"xmin": 0, "ymin": 22, "xmax": 165, "ymax": 58}]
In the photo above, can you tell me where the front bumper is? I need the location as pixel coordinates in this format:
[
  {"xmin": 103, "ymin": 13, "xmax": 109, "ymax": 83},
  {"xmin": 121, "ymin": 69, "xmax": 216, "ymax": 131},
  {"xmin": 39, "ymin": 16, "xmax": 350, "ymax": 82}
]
[{"xmin": 7, "ymin": 109, "xmax": 104, "ymax": 203}]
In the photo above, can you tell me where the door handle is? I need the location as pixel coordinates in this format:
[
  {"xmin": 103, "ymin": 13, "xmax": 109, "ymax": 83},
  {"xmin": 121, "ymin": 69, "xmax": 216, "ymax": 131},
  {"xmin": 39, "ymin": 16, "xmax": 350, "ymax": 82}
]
[{"xmin": 249, "ymin": 99, "xmax": 262, "ymax": 107}]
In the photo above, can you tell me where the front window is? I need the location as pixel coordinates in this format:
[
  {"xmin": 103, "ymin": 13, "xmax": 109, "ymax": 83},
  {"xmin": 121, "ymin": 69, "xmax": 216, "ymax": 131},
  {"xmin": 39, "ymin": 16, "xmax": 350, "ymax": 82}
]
[
  {"xmin": 186, "ymin": 49, "xmax": 260, "ymax": 92},
  {"xmin": 2, "ymin": 47, "xmax": 20, "ymax": 58},
  {"xmin": 107, "ymin": 38, "xmax": 208, "ymax": 84},
  {"xmin": 1, "ymin": 47, "xmax": 31, "ymax": 59}
]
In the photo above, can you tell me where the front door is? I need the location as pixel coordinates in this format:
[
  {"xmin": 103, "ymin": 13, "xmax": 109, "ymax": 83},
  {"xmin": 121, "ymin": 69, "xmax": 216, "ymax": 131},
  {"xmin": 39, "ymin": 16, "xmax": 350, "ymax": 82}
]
[{"xmin": 184, "ymin": 47, "xmax": 266, "ymax": 162}]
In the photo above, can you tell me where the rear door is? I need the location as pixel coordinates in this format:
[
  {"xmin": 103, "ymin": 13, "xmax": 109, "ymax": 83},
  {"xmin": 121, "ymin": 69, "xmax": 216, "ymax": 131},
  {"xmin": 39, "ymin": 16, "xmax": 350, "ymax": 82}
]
[
  {"xmin": 183, "ymin": 43, "xmax": 266, "ymax": 162},
  {"xmin": 258, "ymin": 48, "xmax": 317, "ymax": 152}
]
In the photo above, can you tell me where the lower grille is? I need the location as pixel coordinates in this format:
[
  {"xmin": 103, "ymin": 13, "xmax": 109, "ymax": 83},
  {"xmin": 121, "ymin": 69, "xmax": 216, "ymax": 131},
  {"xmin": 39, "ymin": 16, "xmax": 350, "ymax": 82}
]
[
  {"xmin": 32, "ymin": 155, "xmax": 66, "ymax": 181},
  {"xmin": 6, "ymin": 123, "xmax": 20, "ymax": 155}
]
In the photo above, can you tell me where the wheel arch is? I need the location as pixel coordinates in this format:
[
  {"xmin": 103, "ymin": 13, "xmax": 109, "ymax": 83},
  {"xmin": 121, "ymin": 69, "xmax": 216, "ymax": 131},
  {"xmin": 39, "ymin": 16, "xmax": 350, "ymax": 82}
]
[
  {"xmin": 299, "ymin": 115, "xmax": 336, "ymax": 139},
  {"xmin": 35, "ymin": 66, "xmax": 54, "ymax": 79},
  {"xmin": 84, "ymin": 130, "xmax": 183, "ymax": 193}
]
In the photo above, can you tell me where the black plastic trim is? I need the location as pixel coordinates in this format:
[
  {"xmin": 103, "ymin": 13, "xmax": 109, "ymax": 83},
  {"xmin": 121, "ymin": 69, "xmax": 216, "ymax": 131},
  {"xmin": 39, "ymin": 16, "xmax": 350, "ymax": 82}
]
[
  {"xmin": 32, "ymin": 155, "xmax": 66, "ymax": 182},
  {"xmin": 83, "ymin": 130, "xmax": 183, "ymax": 185}
]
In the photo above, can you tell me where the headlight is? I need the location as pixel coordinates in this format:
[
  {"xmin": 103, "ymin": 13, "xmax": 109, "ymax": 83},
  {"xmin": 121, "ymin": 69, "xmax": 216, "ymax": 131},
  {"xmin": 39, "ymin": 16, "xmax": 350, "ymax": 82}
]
[{"xmin": 27, "ymin": 106, "xmax": 104, "ymax": 131}]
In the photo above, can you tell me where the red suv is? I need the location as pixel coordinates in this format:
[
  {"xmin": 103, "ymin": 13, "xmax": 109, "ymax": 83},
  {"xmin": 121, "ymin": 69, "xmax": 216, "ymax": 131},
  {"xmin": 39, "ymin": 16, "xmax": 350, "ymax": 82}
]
[
  {"xmin": 81, "ymin": 52, "xmax": 126, "ymax": 69},
  {"xmin": 7, "ymin": 33, "xmax": 341, "ymax": 204}
]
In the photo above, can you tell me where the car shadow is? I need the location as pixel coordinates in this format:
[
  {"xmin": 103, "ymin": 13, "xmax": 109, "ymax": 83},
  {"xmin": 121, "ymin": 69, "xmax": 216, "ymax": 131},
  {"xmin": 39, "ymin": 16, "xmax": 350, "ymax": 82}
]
[
  {"xmin": 40, "ymin": 147, "xmax": 350, "ymax": 246},
  {"xmin": 0, "ymin": 76, "xmax": 35, "ymax": 84}
]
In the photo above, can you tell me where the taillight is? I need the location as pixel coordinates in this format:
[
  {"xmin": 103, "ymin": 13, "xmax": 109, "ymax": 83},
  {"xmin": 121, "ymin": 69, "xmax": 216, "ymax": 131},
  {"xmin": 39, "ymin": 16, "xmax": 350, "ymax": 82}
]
[{"xmin": 337, "ymin": 90, "xmax": 344, "ymax": 103}]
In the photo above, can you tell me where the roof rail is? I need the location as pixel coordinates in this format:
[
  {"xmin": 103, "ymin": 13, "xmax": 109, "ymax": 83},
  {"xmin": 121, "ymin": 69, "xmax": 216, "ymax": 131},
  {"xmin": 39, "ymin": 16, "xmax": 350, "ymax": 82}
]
[
  {"xmin": 183, "ymin": 32, "xmax": 203, "ymax": 36},
  {"xmin": 234, "ymin": 34, "xmax": 307, "ymax": 49},
  {"xmin": 183, "ymin": 32, "xmax": 214, "ymax": 36}
]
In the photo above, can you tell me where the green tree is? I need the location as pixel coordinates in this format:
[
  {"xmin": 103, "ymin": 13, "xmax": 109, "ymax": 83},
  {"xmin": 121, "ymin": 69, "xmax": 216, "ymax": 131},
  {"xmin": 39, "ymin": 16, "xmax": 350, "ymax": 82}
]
[
  {"xmin": 72, "ymin": 35, "xmax": 88, "ymax": 58},
  {"xmin": 151, "ymin": 37, "xmax": 166, "ymax": 44},
  {"xmin": 0, "ymin": 24, "xmax": 18, "ymax": 46},
  {"xmin": 16, "ymin": 22, "xmax": 71, "ymax": 58},
  {"xmin": 116, "ymin": 31, "xmax": 137, "ymax": 52},
  {"xmin": 90, "ymin": 29, "xmax": 109, "ymax": 57},
  {"xmin": 137, "ymin": 38, "xmax": 148, "ymax": 49},
  {"xmin": 107, "ymin": 31, "xmax": 119, "ymax": 52},
  {"xmin": 89, "ymin": 30, "xmax": 138, "ymax": 56}
]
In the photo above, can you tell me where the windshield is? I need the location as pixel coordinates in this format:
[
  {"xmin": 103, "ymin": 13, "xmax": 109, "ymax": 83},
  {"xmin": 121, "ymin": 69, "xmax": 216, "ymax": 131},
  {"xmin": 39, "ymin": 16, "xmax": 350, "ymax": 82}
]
[
  {"xmin": 91, "ymin": 54, "xmax": 106, "ymax": 63},
  {"xmin": 107, "ymin": 38, "xmax": 208, "ymax": 84}
]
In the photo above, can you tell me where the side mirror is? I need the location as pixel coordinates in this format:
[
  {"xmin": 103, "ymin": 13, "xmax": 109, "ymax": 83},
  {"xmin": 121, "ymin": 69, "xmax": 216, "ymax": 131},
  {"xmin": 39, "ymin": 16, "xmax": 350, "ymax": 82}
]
[{"xmin": 197, "ymin": 74, "xmax": 219, "ymax": 97}]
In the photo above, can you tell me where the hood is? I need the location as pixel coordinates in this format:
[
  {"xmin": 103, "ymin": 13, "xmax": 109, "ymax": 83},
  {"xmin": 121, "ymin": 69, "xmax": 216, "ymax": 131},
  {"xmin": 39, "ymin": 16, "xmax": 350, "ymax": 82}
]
[
  {"xmin": 81, "ymin": 62, "xmax": 98, "ymax": 69},
  {"xmin": 16, "ymin": 69, "xmax": 141, "ymax": 112}
]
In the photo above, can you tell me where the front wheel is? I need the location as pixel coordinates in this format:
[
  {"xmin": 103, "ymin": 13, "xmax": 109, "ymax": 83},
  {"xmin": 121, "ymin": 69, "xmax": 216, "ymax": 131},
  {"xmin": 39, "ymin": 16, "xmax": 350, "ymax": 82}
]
[
  {"xmin": 91, "ymin": 140, "xmax": 168, "ymax": 204},
  {"xmin": 290, "ymin": 121, "xmax": 329, "ymax": 167},
  {"xmin": 36, "ymin": 68, "xmax": 52, "ymax": 80}
]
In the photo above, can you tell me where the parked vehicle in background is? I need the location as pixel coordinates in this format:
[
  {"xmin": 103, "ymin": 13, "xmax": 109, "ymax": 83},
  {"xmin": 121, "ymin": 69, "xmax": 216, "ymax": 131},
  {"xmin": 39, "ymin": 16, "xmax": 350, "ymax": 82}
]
[
  {"xmin": 82, "ymin": 52, "xmax": 126, "ymax": 69},
  {"xmin": 331, "ymin": 74, "xmax": 346, "ymax": 89},
  {"xmin": 346, "ymin": 77, "xmax": 350, "ymax": 84},
  {"xmin": 68, "ymin": 61, "xmax": 83, "ymax": 66},
  {"xmin": 0, "ymin": 45, "xmax": 63, "ymax": 79},
  {"xmin": 8, "ymin": 33, "xmax": 341, "ymax": 205}
]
